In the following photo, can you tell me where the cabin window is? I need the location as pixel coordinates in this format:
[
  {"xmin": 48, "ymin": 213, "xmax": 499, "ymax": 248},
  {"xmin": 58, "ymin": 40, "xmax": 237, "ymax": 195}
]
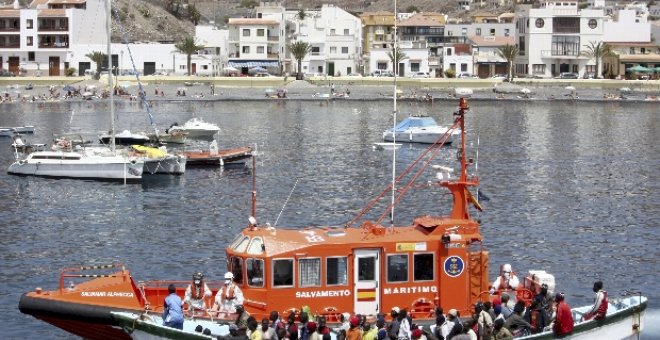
[
  {"xmin": 414, "ymin": 253, "xmax": 434, "ymax": 281},
  {"xmin": 358, "ymin": 257, "xmax": 375, "ymax": 281},
  {"xmin": 273, "ymin": 259, "xmax": 294, "ymax": 287},
  {"xmin": 247, "ymin": 237, "xmax": 264, "ymax": 255},
  {"xmin": 231, "ymin": 234, "xmax": 250, "ymax": 252},
  {"xmin": 230, "ymin": 257, "xmax": 244, "ymax": 285},
  {"xmin": 387, "ymin": 254, "xmax": 408, "ymax": 282},
  {"xmin": 299, "ymin": 258, "xmax": 321, "ymax": 287},
  {"xmin": 326, "ymin": 257, "xmax": 348, "ymax": 286},
  {"xmin": 246, "ymin": 258, "xmax": 264, "ymax": 287}
]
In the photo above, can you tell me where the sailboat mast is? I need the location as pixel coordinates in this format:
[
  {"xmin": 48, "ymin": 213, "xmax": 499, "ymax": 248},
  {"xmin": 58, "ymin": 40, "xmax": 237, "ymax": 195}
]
[
  {"xmin": 390, "ymin": 0, "xmax": 398, "ymax": 225},
  {"xmin": 107, "ymin": 0, "xmax": 115, "ymax": 153}
]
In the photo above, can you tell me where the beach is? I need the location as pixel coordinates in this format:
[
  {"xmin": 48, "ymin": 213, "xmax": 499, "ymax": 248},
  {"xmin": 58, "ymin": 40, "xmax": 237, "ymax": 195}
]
[{"xmin": 1, "ymin": 75, "xmax": 660, "ymax": 102}]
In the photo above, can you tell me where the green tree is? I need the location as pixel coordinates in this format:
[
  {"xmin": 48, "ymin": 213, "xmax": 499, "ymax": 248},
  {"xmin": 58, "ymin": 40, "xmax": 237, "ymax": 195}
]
[
  {"xmin": 239, "ymin": 0, "xmax": 259, "ymax": 9},
  {"xmin": 175, "ymin": 37, "xmax": 205, "ymax": 76},
  {"xmin": 406, "ymin": 5, "xmax": 420, "ymax": 13},
  {"xmin": 296, "ymin": 9, "xmax": 306, "ymax": 21},
  {"xmin": 497, "ymin": 44, "xmax": 519, "ymax": 81},
  {"xmin": 387, "ymin": 46, "xmax": 408, "ymax": 76},
  {"xmin": 579, "ymin": 41, "xmax": 612, "ymax": 77},
  {"xmin": 85, "ymin": 51, "xmax": 106, "ymax": 79},
  {"xmin": 188, "ymin": 4, "xmax": 201, "ymax": 25},
  {"xmin": 288, "ymin": 41, "xmax": 311, "ymax": 80}
]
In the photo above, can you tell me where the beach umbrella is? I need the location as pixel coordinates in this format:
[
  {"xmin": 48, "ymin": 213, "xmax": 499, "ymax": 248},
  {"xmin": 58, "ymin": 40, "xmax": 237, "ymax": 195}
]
[
  {"xmin": 63, "ymin": 84, "xmax": 76, "ymax": 92},
  {"xmin": 654, "ymin": 66, "xmax": 660, "ymax": 73},
  {"xmin": 626, "ymin": 65, "xmax": 652, "ymax": 73},
  {"xmin": 520, "ymin": 88, "xmax": 531, "ymax": 94},
  {"xmin": 223, "ymin": 66, "xmax": 238, "ymax": 72}
]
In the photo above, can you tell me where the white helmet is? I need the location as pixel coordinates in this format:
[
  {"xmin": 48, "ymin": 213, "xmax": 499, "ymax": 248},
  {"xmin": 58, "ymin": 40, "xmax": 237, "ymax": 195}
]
[
  {"xmin": 502, "ymin": 264, "xmax": 512, "ymax": 273},
  {"xmin": 224, "ymin": 272, "xmax": 234, "ymax": 280}
]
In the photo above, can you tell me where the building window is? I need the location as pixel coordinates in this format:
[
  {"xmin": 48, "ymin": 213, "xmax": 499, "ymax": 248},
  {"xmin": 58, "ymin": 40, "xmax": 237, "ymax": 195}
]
[
  {"xmin": 387, "ymin": 255, "xmax": 408, "ymax": 282},
  {"xmin": 532, "ymin": 64, "xmax": 546, "ymax": 74},
  {"xmin": 461, "ymin": 63, "xmax": 468, "ymax": 72},
  {"xmin": 257, "ymin": 29, "xmax": 265, "ymax": 36},
  {"xmin": 326, "ymin": 257, "xmax": 347, "ymax": 285},
  {"xmin": 330, "ymin": 46, "xmax": 337, "ymax": 54},
  {"xmin": 299, "ymin": 258, "xmax": 321, "ymax": 287},
  {"xmin": 26, "ymin": 19, "xmax": 33, "ymax": 29},
  {"xmin": 641, "ymin": 48, "xmax": 646, "ymax": 54},
  {"xmin": 450, "ymin": 63, "xmax": 456, "ymax": 71},
  {"xmin": 476, "ymin": 28, "xmax": 481, "ymax": 36},
  {"xmin": 341, "ymin": 46, "xmax": 348, "ymax": 54},
  {"xmin": 246, "ymin": 258, "xmax": 264, "ymax": 287},
  {"xmin": 377, "ymin": 62, "xmax": 387, "ymax": 70},
  {"xmin": 27, "ymin": 36, "xmax": 33, "ymax": 46},
  {"xmin": 446, "ymin": 48, "xmax": 452, "ymax": 56},
  {"xmin": 585, "ymin": 65, "xmax": 596, "ymax": 74},
  {"xmin": 311, "ymin": 46, "xmax": 320, "ymax": 55},
  {"xmin": 344, "ymin": 29, "xmax": 349, "ymax": 35},
  {"xmin": 257, "ymin": 46, "xmax": 264, "ymax": 53},
  {"xmin": 519, "ymin": 36, "xmax": 525, "ymax": 56},
  {"xmin": 242, "ymin": 46, "xmax": 250, "ymax": 53},
  {"xmin": 242, "ymin": 29, "xmax": 250, "ymax": 37},
  {"xmin": 330, "ymin": 29, "xmax": 335, "ymax": 35},
  {"xmin": 28, "ymin": 51, "xmax": 35, "ymax": 61},
  {"xmin": 630, "ymin": 47, "xmax": 635, "ymax": 54},
  {"xmin": 535, "ymin": 18, "xmax": 545, "ymax": 28},
  {"xmin": 552, "ymin": 36, "xmax": 580, "ymax": 56},
  {"xmin": 411, "ymin": 62, "xmax": 420, "ymax": 72},
  {"xmin": 273, "ymin": 259, "xmax": 294, "ymax": 287},
  {"xmin": 505, "ymin": 29, "xmax": 510, "ymax": 36},
  {"xmin": 447, "ymin": 30, "xmax": 453, "ymax": 36},
  {"xmin": 588, "ymin": 19, "xmax": 597, "ymax": 29},
  {"xmin": 490, "ymin": 28, "xmax": 495, "ymax": 36},
  {"xmin": 413, "ymin": 253, "xmax": 434, "ymax": 281},
  {"xmin": 462, "ymin": 28, "xmax": 467, "ymax": 36}
]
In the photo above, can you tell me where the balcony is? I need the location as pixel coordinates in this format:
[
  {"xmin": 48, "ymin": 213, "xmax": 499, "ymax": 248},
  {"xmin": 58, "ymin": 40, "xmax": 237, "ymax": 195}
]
[
  {"xmin": 38, "ymin": 19, "xmax": 69, "ymax": 32},
  {"xmin": 0, "ymin": 42, "xmax": 19, "ymax": 48},
  {"xmin": 267, "ymin": 36, "xmax": 279, "ymax": 42},
  {"xmin": 540, "ymin": 50, "xmax": 580, "ymax": 58}
]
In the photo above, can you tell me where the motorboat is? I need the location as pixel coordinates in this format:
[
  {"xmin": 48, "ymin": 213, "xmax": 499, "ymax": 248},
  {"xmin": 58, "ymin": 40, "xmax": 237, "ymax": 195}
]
[
  {"xmin": 99, "ymin": 130, "xmax": 150, "ymax": 146},
  {"xmin": 0, "ymin": 125, "xmax": 35, "ymax": 137},
  {"xmin": 112, "ymin": 312, "xmax": 230, "ymax": 340},
  {"xmin": 7, "ymin": 146, "xmax": 143, "ymax": 181},
  {"xmin": 16, "ymin": 99, "xmax": 648, "ymax": 340},
  {"xmin": 383, "ymin": 115, "xmax": 459, "ymax": 144},
  {"xmin": 131, "ymin": 145, "xmax": 186, "ymax": 175},
  {"xmin": 454, "ymin": 88, "xmax": 473, "ymax": 97},
  {"xmin": 146, "ymin": 130, "xmax": 188, "ymax": 144},
  {"xmin": 168, "ymin": 118, "xmax": 220, "ymax": 141}
]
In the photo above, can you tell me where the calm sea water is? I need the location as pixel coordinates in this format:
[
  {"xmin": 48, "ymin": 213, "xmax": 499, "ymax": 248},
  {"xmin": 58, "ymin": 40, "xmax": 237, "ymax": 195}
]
[{"xmin": 0, "ymin": 98, "xmax": 658, "ymax": 339}]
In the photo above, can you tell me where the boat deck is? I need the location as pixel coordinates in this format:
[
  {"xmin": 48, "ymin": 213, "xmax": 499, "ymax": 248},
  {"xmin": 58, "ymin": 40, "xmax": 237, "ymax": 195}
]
[{"xmin": 184, "ymin": 146, "xmax": 253, "ymax": 166}]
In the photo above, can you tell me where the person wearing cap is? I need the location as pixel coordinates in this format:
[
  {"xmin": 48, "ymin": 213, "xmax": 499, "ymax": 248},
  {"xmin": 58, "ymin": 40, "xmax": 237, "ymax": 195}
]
[
  {"xmin": 552, "ymin": 293, "xmax": 574, "ymax": 337},
  {"xmin": 308, "ymin": 321, "xmax": 321, "ymax": 340},
  {"xmin": 410, "ymin": 328, "xmax": 424, "ymax": 340},
  {"xmin": 346, "ymin": 316, "xmax": 361, "ymax": 340},
  {"xmin": 442, "ymin": 309, "xmax": 463, "ymax": 339},
  {"xmin": 583, "ymin": 281, "xmax": 608, "ymax": 321},
  {"xmin": 184, "ymin": 272, "xmax": 212, "ymax": 315},
  {"xmin": 213, "ymin": 271, "xmax": 244, "ymax": 314},
  {"xmin": 162, "ymin": 284, "xmax": 184, "ymax": 330}
]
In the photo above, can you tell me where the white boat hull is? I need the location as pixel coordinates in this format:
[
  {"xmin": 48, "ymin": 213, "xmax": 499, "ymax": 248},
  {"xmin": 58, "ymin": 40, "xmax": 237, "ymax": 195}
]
[
  {"xmin": 7, "ymin": 151, "xmax": 143, "ymax": 181},
  {"xmin": 112, "ymin": 312, "xmax": 229, "ymax": 340},
  {"xmin": 143, "ymin": 155, "xmax": 187, "ymax": 175},
  {"xmin": 383, "ymin": 129, "xmax": 458, "ymax": 144}
]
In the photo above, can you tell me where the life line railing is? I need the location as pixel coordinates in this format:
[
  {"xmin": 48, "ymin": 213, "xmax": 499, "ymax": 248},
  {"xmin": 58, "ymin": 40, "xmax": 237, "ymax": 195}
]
[{"xmin": 59, "ymin": 263, "xmax": 129, "ymax": 293}]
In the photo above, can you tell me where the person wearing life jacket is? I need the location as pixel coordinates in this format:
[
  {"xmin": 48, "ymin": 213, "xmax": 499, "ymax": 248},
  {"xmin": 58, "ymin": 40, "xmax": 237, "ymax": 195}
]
[
  {"xmin": 490, "ymin": 264, "xmax": 520, "ymax": 294},
  {"xmin": 214, "ymin": 272, "xmax": 244, "ymax": 314},
  {"xmin": 582, "ymin": 281, "xmax": 608, "ymax": 321},
  {"xmin": 184, "ymin": 272, "xmax": 212, "ymax": 314}
]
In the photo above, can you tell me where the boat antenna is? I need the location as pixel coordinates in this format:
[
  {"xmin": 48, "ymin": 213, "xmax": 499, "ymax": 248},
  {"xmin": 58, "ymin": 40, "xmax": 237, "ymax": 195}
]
[
  {"xmin": 251, "ymin": 144, "xmax": 257, "ymax": 221},
  {"xmin": 106, "ymin": 0, "xmax": 115, "ymax": 154},
  {"xmin": 274, "ymin": 178, "xmax": 299, "ymax": 227},
  {"xmin": 390, "ymin": 0, "xmax": 398, "ymax": 226}
]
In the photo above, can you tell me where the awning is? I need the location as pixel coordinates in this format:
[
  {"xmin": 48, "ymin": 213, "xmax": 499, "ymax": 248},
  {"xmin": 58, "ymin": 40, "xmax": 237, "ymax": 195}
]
[{"xmin": 228, "ymin": 61, "xmax": 279, "ymax": 68}]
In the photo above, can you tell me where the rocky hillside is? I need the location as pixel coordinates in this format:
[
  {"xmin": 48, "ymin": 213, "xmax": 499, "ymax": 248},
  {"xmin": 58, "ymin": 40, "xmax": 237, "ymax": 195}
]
[{"xmin": 14, "ymin": 0, "xmax": 506, "ymax": 42}]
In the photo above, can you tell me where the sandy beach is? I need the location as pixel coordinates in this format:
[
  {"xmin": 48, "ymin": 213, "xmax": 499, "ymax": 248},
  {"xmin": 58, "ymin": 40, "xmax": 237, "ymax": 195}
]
[{"xmin": 1, "ymin": 75, "xmax": 659, "ymax": 102}]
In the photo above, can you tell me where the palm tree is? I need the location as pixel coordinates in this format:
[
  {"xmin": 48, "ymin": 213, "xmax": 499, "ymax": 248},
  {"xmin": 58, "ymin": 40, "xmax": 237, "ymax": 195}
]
[
  {"xmin": 497, "ymin": 44, "xmax": 519, "ymax": 81},
  {"xmin": 580, "ymin": 41, "xmax": 612, "ymax": 78},
  {"xmin": 296, "ymin": 9, "xmax": 306, "ymax": 21},
  {"xmin": 288, "ymin": 41, "xmax": 311, "ymax": 80},
  {"xmin": 175, "ymin": 37, "xmax": 205, "ymax": 76},
  {"xmin": 85, "ymin": 51, "xmax": 106, "ymax": 79},
  {"xmin": 387, "ymin": 46, "xmax": 408, "ymax": 76}
]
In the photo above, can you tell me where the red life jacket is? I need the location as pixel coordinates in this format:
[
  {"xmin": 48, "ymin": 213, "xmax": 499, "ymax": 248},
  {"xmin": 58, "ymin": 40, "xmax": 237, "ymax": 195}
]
[
  {"xmin": 595, "ymin": 290, "xmax": 608, "ymax": 320},
  {"xmin": 221, "ymin": 284, "xmax": 236, "ymax": 300},
  {"xmin": 529, "ymin": 310, "xmax": 539, "ymax": 332}
]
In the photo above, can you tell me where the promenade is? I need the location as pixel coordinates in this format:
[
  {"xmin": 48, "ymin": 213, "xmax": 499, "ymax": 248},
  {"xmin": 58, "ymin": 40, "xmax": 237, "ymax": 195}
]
[{"xmin": 1, "ymin": 75, "xmax": 659, "ymax": 102}]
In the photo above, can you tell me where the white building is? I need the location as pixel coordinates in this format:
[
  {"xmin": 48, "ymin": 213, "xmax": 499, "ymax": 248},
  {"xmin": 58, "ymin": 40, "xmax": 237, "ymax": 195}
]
[
  {"xmin": 285, "ymin": 4, "xmax": 362, "ymax": 76},
  {"xmin": 196, "ymin": 25, "xmax": 229, "ymax": 76},
  {"xmin": 516, "ymin": 1, "xmax": 606, "ymax": 78}
]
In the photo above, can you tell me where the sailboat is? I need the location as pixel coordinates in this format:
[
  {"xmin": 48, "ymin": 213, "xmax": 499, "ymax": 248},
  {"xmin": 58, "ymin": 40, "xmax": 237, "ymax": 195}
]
[{"xmin": 7, "ymin": 0, "xmax": 143, "ymax": 182}]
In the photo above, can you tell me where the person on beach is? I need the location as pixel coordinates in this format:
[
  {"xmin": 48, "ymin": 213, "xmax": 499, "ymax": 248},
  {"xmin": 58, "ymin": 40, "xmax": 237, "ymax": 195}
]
[{"xmin": 162, "ymin": 284, "xmax": 184, "ymax": 329}]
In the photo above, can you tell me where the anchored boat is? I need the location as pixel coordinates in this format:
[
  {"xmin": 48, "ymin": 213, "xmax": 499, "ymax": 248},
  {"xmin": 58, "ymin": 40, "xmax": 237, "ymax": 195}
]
[{"xmin": 17, "ymin": 99, "xmax": 647, "ymax": 340}]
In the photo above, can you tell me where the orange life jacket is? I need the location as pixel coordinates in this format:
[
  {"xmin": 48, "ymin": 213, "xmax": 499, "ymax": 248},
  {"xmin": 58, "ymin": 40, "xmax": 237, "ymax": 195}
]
[
  {"xmin": 221, "ymin": 284, "xmax": 236, "ymax": 300},
  {"xmin": 191, "ymin": 281, "xmax": 205, "ymax": 299}
]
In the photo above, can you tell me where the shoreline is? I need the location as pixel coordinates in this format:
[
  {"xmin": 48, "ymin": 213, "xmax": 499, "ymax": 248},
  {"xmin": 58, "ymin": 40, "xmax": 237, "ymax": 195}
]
[{"xmin": 2, "ymin": 76, "xmax": 659, "ymax": 103}]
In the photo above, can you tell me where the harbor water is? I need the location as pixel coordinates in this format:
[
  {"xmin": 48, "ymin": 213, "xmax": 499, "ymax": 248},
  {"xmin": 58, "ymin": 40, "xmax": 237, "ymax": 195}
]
[{"xmin": 0, "ymin": 98, "xmax": 658, "ymax": 339}]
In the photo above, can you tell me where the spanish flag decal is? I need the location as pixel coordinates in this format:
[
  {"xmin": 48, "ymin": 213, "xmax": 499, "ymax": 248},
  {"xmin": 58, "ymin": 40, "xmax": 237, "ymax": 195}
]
[{"xmin": 357, "ymin": 288, "xmax": 376, "ymax": 301}]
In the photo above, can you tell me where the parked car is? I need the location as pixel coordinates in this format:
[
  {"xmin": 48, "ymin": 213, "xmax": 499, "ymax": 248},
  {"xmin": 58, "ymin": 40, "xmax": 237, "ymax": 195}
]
[
  {"xmin": 491, "ymin": 74, "xmax": 507, "ymax": 80},
  {"xmin": 0, "ymin": 70, "xmax": 16, "ymax": 77},
  {"xmin": 558, "ymin": 72, "xmax": 578, "ymax": 79},
  {"xmin": 254, "ymin": 72, "xmax": 274, "ymax": 77},
  {"xmin": 457, "ymin": 73, "xmax": 478, "ymax": 79},
  {"xmin": 411, "ymin": 71, "xmax": 431, "ymax": 78},
  {"xmin": 346, "ymin": 73, "xmax": 363, "ymax": 77},
  {"xmin": 370, "ymin": 70, "xmax": 394, "ymax": 77}
]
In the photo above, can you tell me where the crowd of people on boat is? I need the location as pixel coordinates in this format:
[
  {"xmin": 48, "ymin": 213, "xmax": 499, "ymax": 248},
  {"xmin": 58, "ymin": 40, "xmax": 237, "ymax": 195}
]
[{"xmin": 160, "ymin": 268, "xmax": 609, "ymax": 340}]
